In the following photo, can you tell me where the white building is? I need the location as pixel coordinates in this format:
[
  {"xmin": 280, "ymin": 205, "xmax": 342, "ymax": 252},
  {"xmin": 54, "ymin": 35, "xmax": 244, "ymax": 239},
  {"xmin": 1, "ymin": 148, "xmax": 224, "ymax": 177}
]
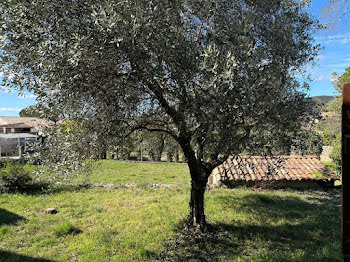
[{"xmin": 0, "ymin": 117, "xmax": 50, "ymax": 156}]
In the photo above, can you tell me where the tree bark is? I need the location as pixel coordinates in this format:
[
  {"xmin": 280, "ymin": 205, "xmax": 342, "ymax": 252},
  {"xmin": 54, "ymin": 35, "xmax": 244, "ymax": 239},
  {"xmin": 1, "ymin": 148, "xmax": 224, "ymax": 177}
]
[
  {"xmin": 188, "ymin": 179, "xmax": 207, "ymax": 229},
  {"xmin": 100, "ymin": 150, "xmax": 107, "ymax": 159},
  {"xmin": 178, "ymin": 137, "xmax": 210, "ymax": 230},
  {"xmin": 174, "ymin": 149, "xmax": 179, "ymax": 163}
]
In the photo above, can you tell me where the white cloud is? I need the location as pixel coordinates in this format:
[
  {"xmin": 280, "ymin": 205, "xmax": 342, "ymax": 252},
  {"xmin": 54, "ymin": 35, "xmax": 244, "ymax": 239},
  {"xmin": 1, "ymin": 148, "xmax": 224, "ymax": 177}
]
[
  {"xmin": 315, "ymin": 33, "xmax": 350, "ymax": 44},
  {"xmin": 317, "ymin": 55, "xmax": 327, "ymax": 61},
  {"xmin": 329, "ymin": 62, "xmax": 350, "ymax": 70},
  {"xmin": 0, "ymin": 108, "xmax": 21, "ymax": 112},
  {"xmin": 313, "ymin": 74, "xmax": 331, "ymax": 82}
]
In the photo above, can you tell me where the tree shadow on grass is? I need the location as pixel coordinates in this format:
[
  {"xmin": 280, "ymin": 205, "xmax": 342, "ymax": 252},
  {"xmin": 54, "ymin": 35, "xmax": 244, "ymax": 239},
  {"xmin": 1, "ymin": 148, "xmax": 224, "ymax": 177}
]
[
  {"xmin": 0, "ymin": 208, "xmax": 26, "ymax": 226},
  {"xmin": 159, "ymin": 191, "xmax": 341, "ymax": 261},
  {"xmin": 0, "ymin": 249, "xmax": 52, "ymax": 262},
  {"xmin": 1, "ymin": 182, "xmax": 91, "ymax": 196}
]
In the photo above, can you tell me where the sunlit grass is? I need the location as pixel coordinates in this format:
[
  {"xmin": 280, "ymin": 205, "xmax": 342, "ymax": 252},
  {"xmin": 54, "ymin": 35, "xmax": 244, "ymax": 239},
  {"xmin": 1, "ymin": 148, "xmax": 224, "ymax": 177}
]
[
  {"xmin": 74, "ymin": 160, "xmax": 191, "ymax": 185},
  {"xmin": 0, "ymin": 186, "xmax": 341, "ymax": 261}
]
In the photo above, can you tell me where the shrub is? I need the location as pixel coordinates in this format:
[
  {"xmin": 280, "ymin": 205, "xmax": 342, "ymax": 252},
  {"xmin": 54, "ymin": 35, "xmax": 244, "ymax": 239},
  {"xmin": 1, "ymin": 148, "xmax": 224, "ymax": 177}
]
[
  {"xmin": 0, "ymin": 161, "xmax": 32, "ymax": 192},
  {"xmin": 329, "ymin": 133, "xmax": 341, "ymax": 177}
]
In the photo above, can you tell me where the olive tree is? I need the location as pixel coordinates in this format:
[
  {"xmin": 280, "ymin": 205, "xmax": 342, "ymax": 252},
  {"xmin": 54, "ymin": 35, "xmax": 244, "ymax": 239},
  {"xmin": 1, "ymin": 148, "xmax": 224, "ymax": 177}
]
[{"xmin": 0, "ymin": 0, "xmax": 319, "ymax": 228}]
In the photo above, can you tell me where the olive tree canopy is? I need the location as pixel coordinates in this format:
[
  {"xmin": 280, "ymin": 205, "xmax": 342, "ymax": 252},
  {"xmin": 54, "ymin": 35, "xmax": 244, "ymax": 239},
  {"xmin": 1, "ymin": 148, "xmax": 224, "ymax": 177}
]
[{"xmin": 0, "ymin": 0, "xmax": 319, "ymax": 228}]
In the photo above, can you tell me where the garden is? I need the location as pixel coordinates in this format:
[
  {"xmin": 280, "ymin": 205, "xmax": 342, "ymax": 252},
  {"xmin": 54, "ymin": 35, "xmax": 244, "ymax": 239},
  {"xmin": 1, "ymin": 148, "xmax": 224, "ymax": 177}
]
[{"xmin": 0, "ymin": 161, "xmax": 341, "ymax": 261}]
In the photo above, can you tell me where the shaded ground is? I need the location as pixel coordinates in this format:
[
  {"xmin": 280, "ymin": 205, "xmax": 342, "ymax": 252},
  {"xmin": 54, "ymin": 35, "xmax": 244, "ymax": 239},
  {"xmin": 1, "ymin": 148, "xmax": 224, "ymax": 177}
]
[
  {"xmin": 0, "ymin": 249, "xmax": 52, "ymax": 262},
  {"xmin": 0, "ymin": 208, "xmax": 26, "ymax": 226},
  {"xmin": 159, "ymin": 190, "xmax": 340, "ymax": 261}
]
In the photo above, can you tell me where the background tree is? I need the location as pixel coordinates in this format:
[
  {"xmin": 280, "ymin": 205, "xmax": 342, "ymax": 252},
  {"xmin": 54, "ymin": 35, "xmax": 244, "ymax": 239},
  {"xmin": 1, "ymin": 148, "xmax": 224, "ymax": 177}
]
[
  {"xmin": 19, "ymin": 105, "xmax": 40, "ymax": 118},
  {"xmin": 292, "ymin": 129, "xmax": 323, "ymax": 156},
  {"xmin": 316, "ymin": 66, "xmax": 350, "ymax": 175},
  {"xmin": 164, "ymin": 134, "xmax": 181, "ymax": 162},
  {"xmin": 19, "ymin": 103, "xmax": 60, "ymax": 122},
  {"xmin": 144, "ymin": 132, "xmax": 166, "ymax": 162},
  {"xmin": 0, "ymin": 0, "xmax": 319, "ymax": 229}
]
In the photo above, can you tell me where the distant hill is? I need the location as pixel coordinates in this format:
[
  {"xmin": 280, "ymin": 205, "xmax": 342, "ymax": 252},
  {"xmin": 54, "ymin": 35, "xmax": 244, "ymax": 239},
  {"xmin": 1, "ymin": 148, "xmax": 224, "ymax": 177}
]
[{"xmin": 312, "ymin": 96, "xmax": 335, "ymax": 104}]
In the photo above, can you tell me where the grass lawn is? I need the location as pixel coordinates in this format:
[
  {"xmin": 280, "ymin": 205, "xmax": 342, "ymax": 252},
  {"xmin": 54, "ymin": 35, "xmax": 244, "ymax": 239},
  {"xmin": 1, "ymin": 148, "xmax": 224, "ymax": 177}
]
[
  {"xmin": 0, "ymin": 161, "xmax": 341, "ymax": 261},
  {"xmin": 74, "ymin": 160, "xmax": 190, "ymax": 185}
]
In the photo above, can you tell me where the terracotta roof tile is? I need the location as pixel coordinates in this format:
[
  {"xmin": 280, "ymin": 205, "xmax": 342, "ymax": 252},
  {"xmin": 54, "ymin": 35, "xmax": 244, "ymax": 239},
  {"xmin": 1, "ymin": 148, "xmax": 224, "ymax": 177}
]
[{"xmin": 210, "ymin": 155, "xmax": 338, "ymax": 184}]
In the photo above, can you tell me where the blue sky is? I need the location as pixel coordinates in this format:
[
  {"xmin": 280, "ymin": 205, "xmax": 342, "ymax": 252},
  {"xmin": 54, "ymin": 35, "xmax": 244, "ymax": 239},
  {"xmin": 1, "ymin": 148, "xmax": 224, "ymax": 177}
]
[
  {"xmin": 1, "ymin": 1, "xmax": 350, "ymax": 116},
  {"xmin": 306, "ymin": 0, "xmax": 350, "ymax": 96}
]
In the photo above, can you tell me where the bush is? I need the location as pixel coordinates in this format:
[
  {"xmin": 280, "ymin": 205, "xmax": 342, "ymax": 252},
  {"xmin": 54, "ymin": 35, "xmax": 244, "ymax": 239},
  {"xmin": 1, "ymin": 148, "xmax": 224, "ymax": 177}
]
[
  {"xmin": 329, "ymin": 133, "xmax": 341, "ymax": 177},
  {"xmin": 0, "ymin": 161, "xmax": 32, "ymax": 192}
]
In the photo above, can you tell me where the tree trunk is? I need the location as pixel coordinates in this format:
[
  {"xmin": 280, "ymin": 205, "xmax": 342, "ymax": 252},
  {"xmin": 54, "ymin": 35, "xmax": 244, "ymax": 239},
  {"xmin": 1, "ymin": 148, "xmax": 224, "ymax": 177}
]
[
  {"xmin": 179, "ymin": 140, "xmax": 210, "ymax": 230},
  {"xmin": 166, "ymin": 151, "xmax": 173, "ymax": 162},
  {"xmin": 174, "ymin": 149, "xmax": 179, "ymax": 163},
  {"xmin": 100, "ymin": 150, "xmax": 107, "ymax": 159},
  {"xmin": 188, "ymin": 180, "xmax": 207, "ymax": 229},
  {"xmin": 149, "ymin": 151, "xmax": 156, "ymax": 162}
]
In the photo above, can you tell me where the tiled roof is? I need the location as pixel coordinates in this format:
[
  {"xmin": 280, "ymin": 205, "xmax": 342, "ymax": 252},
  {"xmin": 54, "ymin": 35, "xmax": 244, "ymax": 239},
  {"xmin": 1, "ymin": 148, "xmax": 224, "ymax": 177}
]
[
  {"xmin": 0, "ymin": 122, "xmax": 34, "ymax": 128},
  {"xmin": 0, "ymin": 117, "xmax": 50, "ymax": 129},
  {"xmin": 210, "ymin": 155, "xmax": 338, "ymax": 184}
]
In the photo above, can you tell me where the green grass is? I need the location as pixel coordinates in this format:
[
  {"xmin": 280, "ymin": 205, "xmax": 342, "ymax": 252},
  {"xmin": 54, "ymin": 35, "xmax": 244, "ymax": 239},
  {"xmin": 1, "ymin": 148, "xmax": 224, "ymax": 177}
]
[
  {"xmin": 0, "ymin": 161, "xmax": 341, "ymax": 261},
  {"xmin": 75, "ymin": 160, "xmax": 190, "ymax": 185},
  {"xmin": 54, "ymin": 221, "xmax": 82, "ymax": 237},
  {"xmin": 0, "ymin": 188, "xmax": 188, "ymax": 261}
]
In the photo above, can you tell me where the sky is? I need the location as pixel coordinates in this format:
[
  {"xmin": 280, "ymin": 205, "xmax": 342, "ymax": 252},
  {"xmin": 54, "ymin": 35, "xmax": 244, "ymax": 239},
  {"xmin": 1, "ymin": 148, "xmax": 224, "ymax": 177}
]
[
  {"xmin": 0, "ymin": 1, "xmax": 350, "ymax": 117},
  {"xmin": 307, "ymin": 0, "xmax": 350, "ymax": 96}
]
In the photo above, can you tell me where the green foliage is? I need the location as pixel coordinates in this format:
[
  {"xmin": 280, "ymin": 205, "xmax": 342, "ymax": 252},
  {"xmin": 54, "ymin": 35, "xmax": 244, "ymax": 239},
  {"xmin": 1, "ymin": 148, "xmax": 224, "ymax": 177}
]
[
  {"xmin": 144, "ymin": 132, "xmax": 165, "ymax": 162},
  {"xmin": 0, "ymin": 161, "xmax": 32, "ymax": 192},
  {"xmin": 292, "ymin": 130, "xmax": 323, "ymax": 156},
  {"xmin": 316, "ymin": 95, "xmax": 341, "ymax": 147},
  {"xmin": 318, "ymin": 116, "xmax": 341, "ymax": 145},
  {"xmin": 0, "ymin": 0, "xmax": 320, "ymax": 170},
  {"xmin": 19, "ymin": 104, "xmax": 60, "ymax": 122},
  {"xmin": 142, "ymin": 131, "xmax": 181, "ymax": 162},
  {"xmin": 316, "ymin": 67, "xmax": 346, "ymax": 176},
  {"xmin": 312, "ymin": 96, "xmax": 335, "ymax": 105},
  {"xmin": 311, "ymin": 171, "xmax": 327, "ymax": 179},
  {"xmin": 324, "ymin": 96, "xmax": 342, "ymax": 114},
  {"xmin": 332, "ymin": 66, "xmax": 350, "ymax": 93},
  {"xmin": 27, "ymin": 121, "xmax": 97, "ymax": 183},
  {"xmin": 0, "ymin": 0, "xmax": 321, "ymax": 226},
  {"xmin": 118, "ymin": 135, "xmax": 138, "ymax": 160},
  {"xmin": 329, "ymin": 133, "xmax": 342, "ymax": 176},
  {"xmin": 164, "ymin": 134, "xmax": 181, "ymax": 162},
  {"xmin": 19, "ymin": 105, "xmax": 40, "ymax": 117}
]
